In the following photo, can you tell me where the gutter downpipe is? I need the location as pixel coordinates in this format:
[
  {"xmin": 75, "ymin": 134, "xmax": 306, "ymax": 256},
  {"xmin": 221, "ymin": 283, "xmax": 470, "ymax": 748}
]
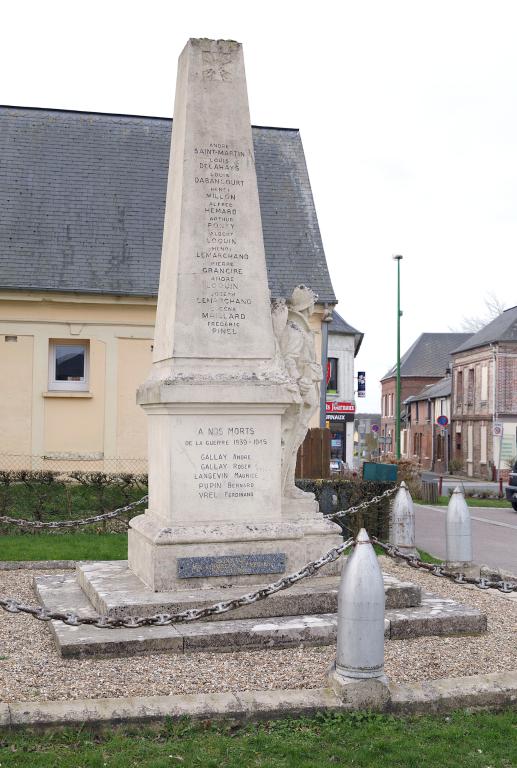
[
  {"xmin": 430, "ymin": 398, "xmax": 434, "ymax": 472},
  {"xmin": 320, "ymin": 304, "xmax": 333, "ymax": 429}
]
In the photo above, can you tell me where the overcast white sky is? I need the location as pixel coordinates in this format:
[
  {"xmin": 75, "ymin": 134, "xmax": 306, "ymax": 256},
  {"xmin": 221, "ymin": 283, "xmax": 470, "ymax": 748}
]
[{"xmin": 2, "ymin": 0, "xmax": 516, "ymax": 411}]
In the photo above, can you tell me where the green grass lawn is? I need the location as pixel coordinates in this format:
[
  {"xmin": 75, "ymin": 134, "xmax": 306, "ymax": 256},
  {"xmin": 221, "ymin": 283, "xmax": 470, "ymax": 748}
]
[
  {"xmin": 373, "ymin": 544, "xmax": 441, "ymax": 564},
  {"xmin": 0, "ymin": 532, "xmax": 128, "ymax": 561},
  {"xmin": 423, "ymin": 496, "xmax": 513, "ymax": 508},
  {"xmin": 1, "ymin": 534, "xmax": 439, "ymax": 565},
  {"xmin": 1, "ymin": 710, "xmax": 516, "ymax": 767}
]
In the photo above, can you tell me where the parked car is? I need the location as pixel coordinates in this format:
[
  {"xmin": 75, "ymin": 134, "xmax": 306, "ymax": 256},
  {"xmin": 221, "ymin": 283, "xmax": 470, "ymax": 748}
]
[
  {"xmin": 505, "ymin": 460, "xmax": 517, "ymax": 511},
  {"xmin": 330, "ymin": 459, "xmax": 349, "ymax": 476}
]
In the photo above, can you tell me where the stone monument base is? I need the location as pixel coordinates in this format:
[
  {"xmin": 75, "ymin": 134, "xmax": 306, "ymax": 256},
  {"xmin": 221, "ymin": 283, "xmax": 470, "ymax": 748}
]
[
  {"xmin": 128, "ymin": 501, "xmax": 343, "ymax": 592},
  {"xmin": 33, "ymin": 569, "xmax": 487, "ymax": 658}
]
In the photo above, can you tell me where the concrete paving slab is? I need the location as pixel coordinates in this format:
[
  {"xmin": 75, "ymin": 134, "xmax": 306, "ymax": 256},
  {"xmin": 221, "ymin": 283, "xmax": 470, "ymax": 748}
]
[
  {"xmin": 390, "ymin": 670, "xmax": 517, "ymax": 714},
  {"xmin": 35, "ymin": 574, "xmax": 486, "ymax": 657},
  {"xmin": 8, "ymin": 692, "xmax": 244, "ymax": 726},
  {"xmin": 388, "ymin": 592, "xmax": 487, "ymax": 638},
  {"xmin": 234, "ymin": 688, "xmax": 343, "ymax": 719},
  {"xmin": 76, "ymin": 560, "xmax": 421, "ymax": 620}
]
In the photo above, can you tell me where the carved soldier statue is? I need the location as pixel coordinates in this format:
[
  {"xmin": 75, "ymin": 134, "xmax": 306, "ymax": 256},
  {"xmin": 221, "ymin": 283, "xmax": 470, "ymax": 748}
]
[{"xmin": 272, "ymin": 285, "xmax": 322, "ymax": 499}]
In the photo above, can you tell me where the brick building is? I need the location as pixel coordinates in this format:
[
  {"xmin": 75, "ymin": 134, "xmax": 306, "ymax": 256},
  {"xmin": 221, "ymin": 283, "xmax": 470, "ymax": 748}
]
[
  {"xmin": 451, "ymin": 305, "xmax": 517, "ymax": 479},
  {"xmin": 404, "ymin": 376, "xmax": 451, "ymax": 471},
  {"xmin": 380, "ymin": 333, "xmax": 471, "ymax": 458}
]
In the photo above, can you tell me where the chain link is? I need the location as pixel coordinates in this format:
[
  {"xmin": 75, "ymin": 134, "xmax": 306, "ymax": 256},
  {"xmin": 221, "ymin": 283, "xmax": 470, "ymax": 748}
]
[
  {"xmin": 0, "ymin": 495, "xmax": 148, "ymax": 529},
  {"xmin": 373, "ymin": 538, "xmax": 517, "ymax": 594},
  {"xmin": 0, "ymin": 538, "xmax": 355, "ymax": 628},
  {"xmin": 0, "ymin": 485, "xmax": 397, "ymax": 530},
  {"xmin": 0, "ymin": 487, "xmax": 399, "ymax": 628},
  {"xmin": 323, "ymin": 485, "xmax": 398, "ymax": 520}
]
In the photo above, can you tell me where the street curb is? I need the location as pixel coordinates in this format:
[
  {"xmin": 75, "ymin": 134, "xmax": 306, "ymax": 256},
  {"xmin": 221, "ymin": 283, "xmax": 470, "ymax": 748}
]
[
  {"xmin": 0, "ymin": 560, "xmax": 88, "ymax": 571},
  {"xmin": 1, "ymin": 671, "xmax": 517, "ymax": 728}
]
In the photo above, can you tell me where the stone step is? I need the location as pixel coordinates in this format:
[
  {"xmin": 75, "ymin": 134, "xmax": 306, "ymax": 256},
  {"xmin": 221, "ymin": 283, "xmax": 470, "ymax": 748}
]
[
  {"xmin": 74, "ymin": 561, "xmax": 421, "ymax": 621},
  {"xmin": 34, "ymin": 573, "xmax": 486, "ymax": 658}
]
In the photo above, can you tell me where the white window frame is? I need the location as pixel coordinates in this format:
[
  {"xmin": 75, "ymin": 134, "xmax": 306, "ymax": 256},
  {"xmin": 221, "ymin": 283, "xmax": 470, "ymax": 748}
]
[{"xmin": 48, "ymin": 340, "xmax": 89, "ymax": 392}]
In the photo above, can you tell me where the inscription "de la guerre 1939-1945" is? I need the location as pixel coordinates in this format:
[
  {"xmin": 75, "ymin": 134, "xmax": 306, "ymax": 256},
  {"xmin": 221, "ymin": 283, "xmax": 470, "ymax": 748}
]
[{"xmin": 183, "ymin": 424, "xmax": 269, "ymax": 500}]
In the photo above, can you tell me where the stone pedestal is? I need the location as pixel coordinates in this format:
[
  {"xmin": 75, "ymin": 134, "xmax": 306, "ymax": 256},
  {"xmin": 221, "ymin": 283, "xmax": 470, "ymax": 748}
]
[{"xmin": 128, "ymin": 378, "xmax": 341, "ymax": 591}]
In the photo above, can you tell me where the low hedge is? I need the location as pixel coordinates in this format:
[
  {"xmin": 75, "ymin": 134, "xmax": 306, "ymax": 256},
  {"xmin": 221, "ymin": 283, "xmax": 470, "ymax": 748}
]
[
  {"xmin": 0, "ymin": 471, "xmax": 148, "ymax": 533},
  {"xmin": 0, "ymin": 471, "xmax": 394, "ymax": 542},
  {"xmin": 296, "ymin": 478, "xmax": 395, "ymax": 540}
]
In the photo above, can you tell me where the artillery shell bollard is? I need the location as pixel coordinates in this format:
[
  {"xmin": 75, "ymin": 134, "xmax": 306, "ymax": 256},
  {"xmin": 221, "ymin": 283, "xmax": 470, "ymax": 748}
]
[
  {"xmin": 445, "ymin": 487, "xmax": 479, "ymax": 577},
  {"xmin": 390, "ymin": 481, "xmax": 418, "ymax": 557},
  {"xmin": 328, "ymin": 529, "xmax": 390, "ymax": 709}
]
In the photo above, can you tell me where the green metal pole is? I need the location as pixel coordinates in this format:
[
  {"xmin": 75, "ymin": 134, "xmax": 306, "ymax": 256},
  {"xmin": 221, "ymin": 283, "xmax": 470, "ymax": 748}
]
[{"xmin": 394, "ymin": 255, "xmax": 403, "ymax": 459}]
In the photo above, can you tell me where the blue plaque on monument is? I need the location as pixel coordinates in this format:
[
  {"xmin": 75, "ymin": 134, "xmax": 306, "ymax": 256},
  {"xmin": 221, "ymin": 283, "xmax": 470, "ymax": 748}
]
[{"xmin": 177, "ymin": 553, "xmax": 286, "ymax": 579}]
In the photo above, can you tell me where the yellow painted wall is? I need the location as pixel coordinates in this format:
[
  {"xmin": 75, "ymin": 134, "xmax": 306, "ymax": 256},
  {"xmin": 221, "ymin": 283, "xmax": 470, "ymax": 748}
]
[
  {"xmin": 0, "ymin": 334, "xmax": 33, "ymax": 454},
  {"xmin": 0, "ymin": 291, "xmax": 326, "ymax": 465},
  {"xmin": 116, "ymin": 338, "xmax": 153, "ymax": 458},
  {"xmin": 43, "ymin": 339, "xmax": 106, "ymax": 454}
]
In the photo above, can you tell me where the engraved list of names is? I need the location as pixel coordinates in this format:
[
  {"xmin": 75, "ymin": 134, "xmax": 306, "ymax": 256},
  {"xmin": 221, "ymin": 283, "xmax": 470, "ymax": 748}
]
[
  {"xmin": 193, "ymin": 142, "xmax": 250, "ymax": 339},
  {"xmin": 169, "ymin": 41, "xmax": 275, "ymax": 360}
]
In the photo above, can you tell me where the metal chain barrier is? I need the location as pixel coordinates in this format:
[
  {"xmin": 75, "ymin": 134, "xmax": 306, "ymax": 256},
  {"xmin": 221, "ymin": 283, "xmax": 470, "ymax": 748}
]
[
  {"xmin": 0, "ymin": 538, "xmax": 355, "ymax": 628},
  {"xmin": 323, "ymin": 485, "xmax": 398, "ymax": 521},
  {"xmin": 0, "ymin": 487, "xmax": 398, "ymax": 628},
  {"xmin": 0, "ymin": 484, "xmax": 397, "ymax": 531},
  {"xmin": 373, "ymin": 538, "xmax": 517, "ymax": 594},
  {"xmin": 0, "ymin": 495, "xmax": 148, "ymax": 529}
]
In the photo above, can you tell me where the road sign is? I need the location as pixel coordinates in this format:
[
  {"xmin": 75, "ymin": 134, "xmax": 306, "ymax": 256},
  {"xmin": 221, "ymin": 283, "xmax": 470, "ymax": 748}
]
[
  {"xmin": 371, "ymin": 424, "xmax": 380, "ymax": 433},
  {"xmin": 436, "ymin": 415, "xmax": 449, "ymax": 427},
  {"xmin": 493, "ymin": 421, "xmax": 504, "ymax": 437}
]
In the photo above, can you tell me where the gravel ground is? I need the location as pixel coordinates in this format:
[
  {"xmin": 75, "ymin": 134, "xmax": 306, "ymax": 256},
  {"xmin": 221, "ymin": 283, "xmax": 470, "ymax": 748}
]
[{"xmin": 1, "ymin": 557, "xmax": 516, "ymax": 703}]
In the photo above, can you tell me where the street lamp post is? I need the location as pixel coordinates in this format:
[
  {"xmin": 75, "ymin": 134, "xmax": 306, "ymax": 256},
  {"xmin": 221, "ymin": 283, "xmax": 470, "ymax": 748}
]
[{"xmin": 393, "ymin": 255, "xmax": 403, "ymax": 460}]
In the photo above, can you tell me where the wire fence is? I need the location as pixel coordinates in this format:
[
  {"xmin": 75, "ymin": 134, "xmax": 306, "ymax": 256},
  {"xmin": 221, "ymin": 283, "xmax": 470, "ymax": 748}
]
[
  {"xmin": 0, "ymin": 460, "xmax": 396, "ymax": 537},
  {"xmin": 0, "ymin": 454, "xmax": 147, "ymax": 474}
]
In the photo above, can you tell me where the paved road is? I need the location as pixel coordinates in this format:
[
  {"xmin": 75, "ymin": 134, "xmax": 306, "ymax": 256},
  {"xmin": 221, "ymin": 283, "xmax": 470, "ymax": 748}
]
[
  {"xmin": 415, "ymin": 502, "xmax": 517, "ymax": 574},
  {"xmin": 421, "ymin": 472, "xmax": 501, "ymax": 495}
]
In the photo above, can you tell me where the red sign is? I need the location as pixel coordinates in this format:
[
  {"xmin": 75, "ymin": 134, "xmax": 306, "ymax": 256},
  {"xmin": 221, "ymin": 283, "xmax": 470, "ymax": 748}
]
[{"xmin": 326, "ymin": 401, "xmax": 355, "ymax": 414}]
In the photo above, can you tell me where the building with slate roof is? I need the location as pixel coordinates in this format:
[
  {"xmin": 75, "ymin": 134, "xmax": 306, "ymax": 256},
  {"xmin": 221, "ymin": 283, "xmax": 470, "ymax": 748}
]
[
  {"xmin": 325, "ymin": 311, "xmax": 363, "ymax": 466},
  {"xmin": 450, "ymin": 306, "xmax": 517, "ymax": 479},
  {"xmin": 0, "ymin": 105, "xmax": 339, "ymax": 470},
  {"xmin": 379, "ymin": 332, "xmax": 471, "ymax": 459},
  {"xmin": 0, "ymin": 106, "xmax": 336, "ymax": 303}
]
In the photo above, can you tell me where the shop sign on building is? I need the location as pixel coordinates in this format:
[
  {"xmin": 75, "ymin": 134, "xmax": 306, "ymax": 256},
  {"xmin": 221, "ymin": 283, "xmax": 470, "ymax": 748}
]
[{"xmin": 326, "ymin": 401, "xmax": 355, "ymax": 421}]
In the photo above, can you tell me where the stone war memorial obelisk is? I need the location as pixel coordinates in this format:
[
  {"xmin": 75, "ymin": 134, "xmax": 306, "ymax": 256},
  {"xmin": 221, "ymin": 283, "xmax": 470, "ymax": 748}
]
[
  {"xmin": 71, "ymin": 39, "xmax": 342, "ymax": 624},
  {"xmin": 128, "ymin": 37, "xmax": 341, "ymax": 593},
  {"xmin": 35, "ymin": 39, "xmax": 487, "ymax": 659}
]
